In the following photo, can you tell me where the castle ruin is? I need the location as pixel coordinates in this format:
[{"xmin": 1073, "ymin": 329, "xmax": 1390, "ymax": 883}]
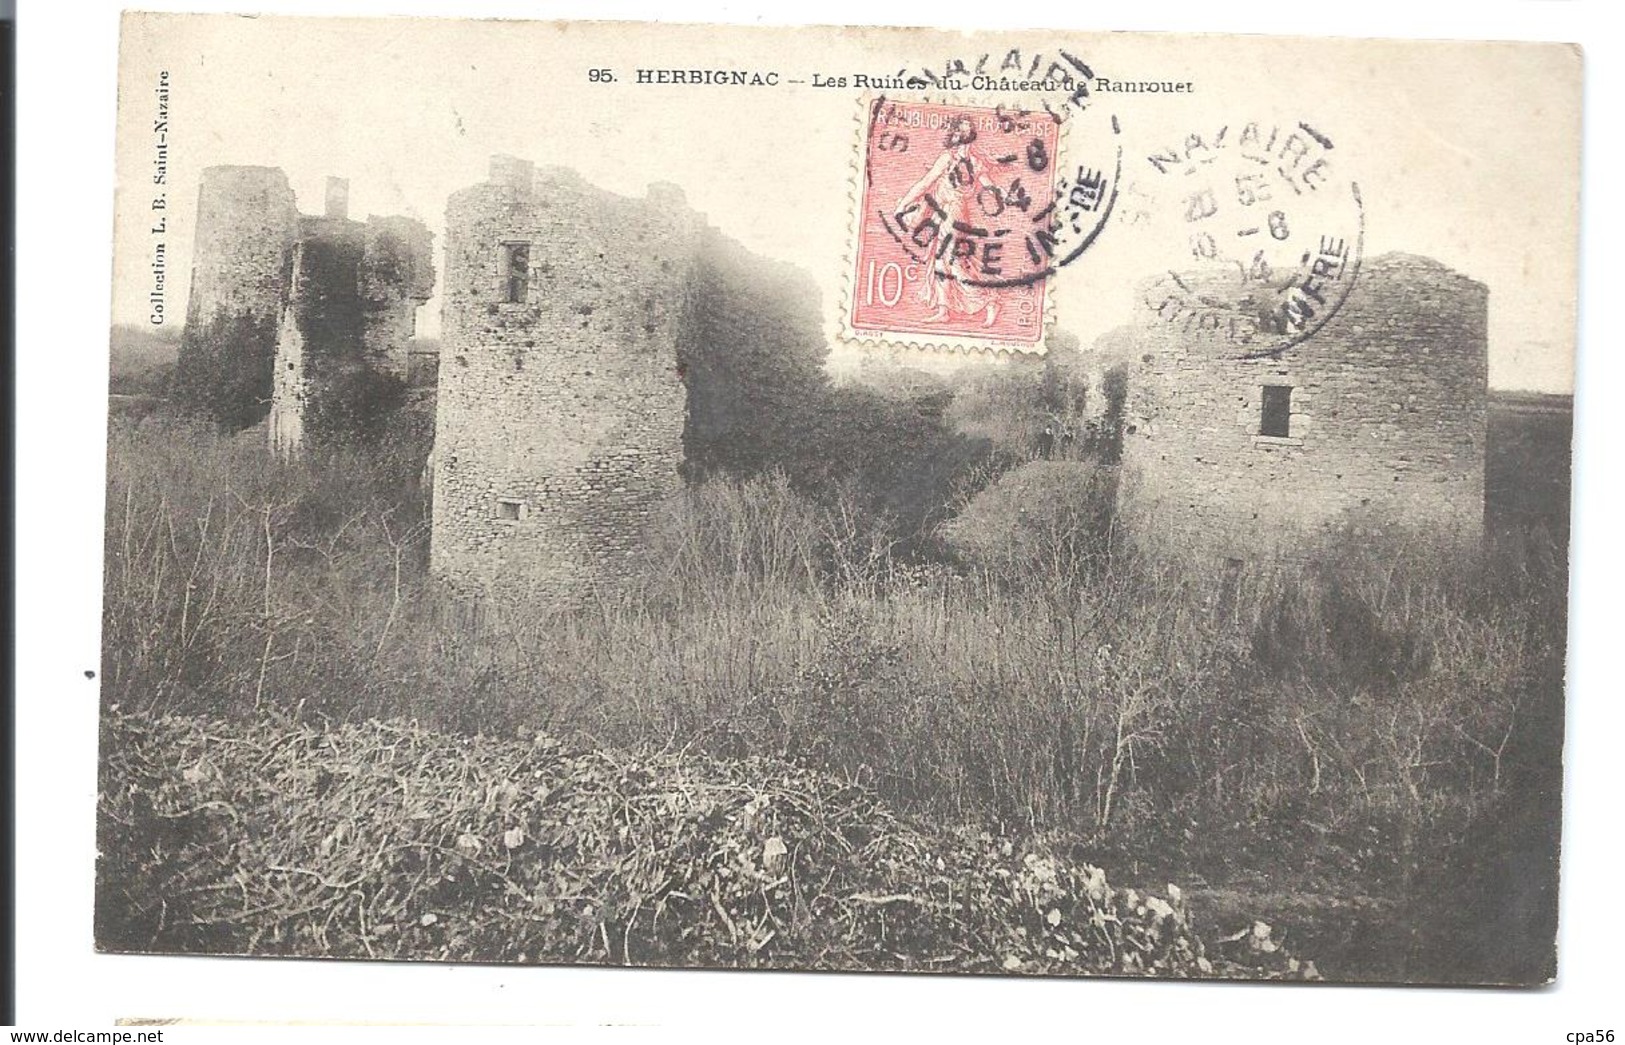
[
  {"xmin": 1117, "ymin": 253, "xmax": 1488, "ymax": 557},
  {"xmin": 175, "ymin": 166, "xmax": 435, "ymax": 453},
  {"xmin": 175, "ymin": 158, "xmax": 1490, "ymax": 598},
  {"xmin": 429, "ymin": 155, "xmax": 825, "ymax": 599}
]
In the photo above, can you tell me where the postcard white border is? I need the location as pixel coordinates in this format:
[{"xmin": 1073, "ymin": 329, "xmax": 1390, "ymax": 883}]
[{"xmin": 13, "ymin": 0, "xmax": 1620, "ymax": 1039}]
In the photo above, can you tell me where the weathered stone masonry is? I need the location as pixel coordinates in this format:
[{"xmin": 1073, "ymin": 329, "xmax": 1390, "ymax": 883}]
[
  {"xmin": 1118, "ymin": 253, "xmax": 1488, "ymax": 558},
  {"xmin": 430, "ymin": 157, "xmax": 702, "ymax": 599},
  {"xmin": 429, "ymin": 155, "xmax": 827, "ymax": 600},
  {"xmin": 175, "ymin": 167, "xmax": 298, "ymax": 431},
  {"xmin": 177, "ymin": 167, "xmax": 434, "ymax": 452}
]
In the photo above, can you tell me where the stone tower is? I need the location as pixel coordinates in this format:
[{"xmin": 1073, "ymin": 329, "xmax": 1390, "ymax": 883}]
[
  {"xmin": 1118, "ymin": 253, "xmax": 1489, "ymax": 558},
  {"xmin": 174, "ymin": 166, "xmax": 299, "ymax": 430},
  {"xmin": 174, "ymin": 165, "xmax": 434, "ymax": 452},
  {"xmin": 429, "ymin": 156, "xmax": 705, "ymax": 599},
  {"xmin": 266, "ymin": 180, "xmax": 435, "ymax": 455}
]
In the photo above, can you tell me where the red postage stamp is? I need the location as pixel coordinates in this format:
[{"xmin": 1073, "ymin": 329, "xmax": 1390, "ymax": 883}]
[{"xmin": 848, "ymin": 99, "xmax": 1069, "ymax": 350}]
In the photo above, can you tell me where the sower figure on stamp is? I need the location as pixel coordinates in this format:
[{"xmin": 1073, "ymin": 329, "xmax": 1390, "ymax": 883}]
[{"xmin": 896, "ymin": 115, "xmax": 1001, "ymax": 327}]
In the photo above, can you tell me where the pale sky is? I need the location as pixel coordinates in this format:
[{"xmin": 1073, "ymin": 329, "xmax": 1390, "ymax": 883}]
[{"xmin": 112, "ymin": 16, "xmax": 1581, "ymax": 392}]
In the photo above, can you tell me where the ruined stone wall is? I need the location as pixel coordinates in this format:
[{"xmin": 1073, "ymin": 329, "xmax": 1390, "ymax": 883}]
[
  {"xmin": 178, "ymin": 166, "xmax": 431, "ymax": 452},
  {"xmin": 265, "ymin": 191, "xmax": 433, "ymax": 455},
  {"xmin": 1118, "ymin": 253, "xmax": 1488, "ymax": 559},
  {"xmin": 679, "ymin": 228, "xmax": 828, "ymax": 477},
  {"xmin": 268, "ymin": 255, "xmax": 308, "ymax": 453},
  {"xmin": 430, "ymin": 157, "xmax": 703, "ymax": 600},
  {"xmin": 406, "ymin": 348, "xmax": 440, "ymax": 387},
  {"xmin": 175, "ymin": 166, "xmax": 298, "ymax": 429},
  {"xmin": 361, "ymin": 215, "xmax": 437, "ymax": 380},
  {"xmin": 269, "ymin": 216, "xmax": 366, "ymax": 454}
]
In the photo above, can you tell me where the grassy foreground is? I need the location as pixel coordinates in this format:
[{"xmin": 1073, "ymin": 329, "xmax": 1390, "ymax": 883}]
[
  {"xmin": 96, "ymin": 709, "xmax": 1314, "ymax": 978},
  {"xmin": 98, "ymin": 414, "xmax": 1566, "ymax": 983}
]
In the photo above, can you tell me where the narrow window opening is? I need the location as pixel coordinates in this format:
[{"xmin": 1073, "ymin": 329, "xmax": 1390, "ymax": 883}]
[
  {"xmin": 500, "ymin": 242, "xmax": 531, "ymax": 304},
  {"xmin": 496, "ymin": 499, "xmax": 523, "ymax": 522},
  {"xmin": 1260, "ymin": 385, "xmax": 1293, "ymax": 438}
]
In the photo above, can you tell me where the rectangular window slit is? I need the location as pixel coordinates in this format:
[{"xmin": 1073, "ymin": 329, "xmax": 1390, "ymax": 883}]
[
  {"xmin": 496, "ymin": 499, "xmax": 523, "ymax": 521},
  {"xmin": 1260, "ymin": 385, "xmax": 1293, "ymax": 438},
  {"xmin": 500, "ymin": 242, "xmax": 530, "ymax": 304}
]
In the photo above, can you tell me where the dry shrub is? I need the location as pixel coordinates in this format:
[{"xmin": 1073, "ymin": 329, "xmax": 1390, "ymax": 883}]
[
  {"xmin": 939, "ymin": 459, "xmax": 1118, "ymax": 589},
  {"xmin": 97, "ymin": 708, "xmax": 1317, "ymax": 979},
  {"xmin": 101, "ymin": 415, "xmax": 1566, "ymax": 980},
  {"xmin": 104, "ymin": 416, "xmax": 1563, "ymax": 837}
]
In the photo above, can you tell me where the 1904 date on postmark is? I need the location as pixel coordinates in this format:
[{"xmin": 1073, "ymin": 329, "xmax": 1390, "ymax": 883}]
[
  {"xmin": 846, "ymin": 97, "xmax": 1118, "ymax": 351},
  {"xmin": 1128, "ymin": 119, "xmax": 1365, "ymax": 359}
]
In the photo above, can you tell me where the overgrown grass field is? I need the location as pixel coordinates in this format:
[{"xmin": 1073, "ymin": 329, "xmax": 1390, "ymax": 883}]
[{"xmin": 98, "ymin": 413, "xmax": 1567, "ymax": 983}]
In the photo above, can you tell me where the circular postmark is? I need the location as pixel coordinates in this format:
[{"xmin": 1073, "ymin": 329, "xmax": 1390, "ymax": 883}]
[
  {"xmin": 845, "ymin": 47, "xmax": 1126, "ymax": 349},
  {"xmin": 1127, "ymin": 119, "xmax": 1364, "ymax": 359},
  {"xmin": 867, "ymin": 95, "xmax": 1123, "ymax": 292}
]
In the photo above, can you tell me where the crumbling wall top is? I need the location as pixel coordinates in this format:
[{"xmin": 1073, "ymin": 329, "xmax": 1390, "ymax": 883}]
[
  {"xmin": 324, "ymin": 176, "xmax": 350, "ymax": 220},
  {"xmin": 363, "ymin": 214, "xmax": 435, "ymax": 302},
  {"xmin": 489, "ymin": 154, "xmax": 536, "ymax": 195}
]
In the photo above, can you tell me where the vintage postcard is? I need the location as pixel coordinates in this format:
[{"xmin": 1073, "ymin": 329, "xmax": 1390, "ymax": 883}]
[{"xmin": 98, "ymin": 14, "xmax": 1580, "ymax": 987}]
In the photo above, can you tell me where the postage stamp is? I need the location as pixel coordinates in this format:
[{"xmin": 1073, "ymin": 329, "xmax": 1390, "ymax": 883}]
[
  {"xmin": 1126, "ymin": 119, "xmax": 1365, "ymax": 359},
  {"xmin": 845, "ymin": 97, "xmax": 1116, "ymax": 352}
]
